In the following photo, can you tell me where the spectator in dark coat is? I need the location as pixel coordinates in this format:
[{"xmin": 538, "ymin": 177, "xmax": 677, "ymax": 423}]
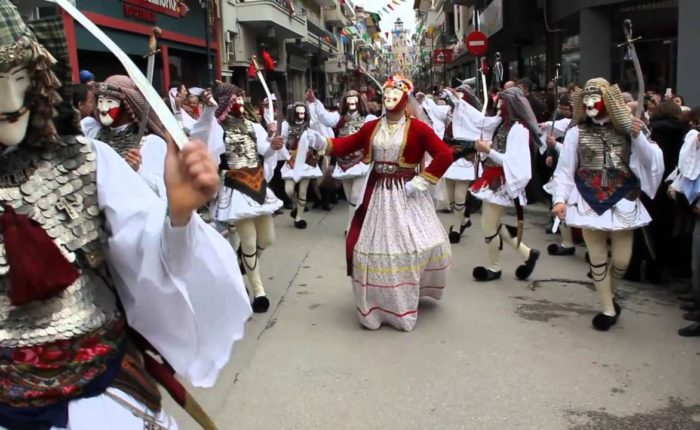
[{"xmin": 627, "ymin": 101, "xmax": 691, "ymax": 283}]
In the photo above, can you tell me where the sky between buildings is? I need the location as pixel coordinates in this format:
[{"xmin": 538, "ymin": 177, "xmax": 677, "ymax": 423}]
[{"xmin": 355, "ymin": 0, "xmax": 417, "ymax": 41}]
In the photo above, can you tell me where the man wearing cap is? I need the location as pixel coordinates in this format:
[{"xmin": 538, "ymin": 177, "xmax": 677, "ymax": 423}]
[{"xmin": 79, "ymin": 69, "xmax": 95, "ymax": 85}]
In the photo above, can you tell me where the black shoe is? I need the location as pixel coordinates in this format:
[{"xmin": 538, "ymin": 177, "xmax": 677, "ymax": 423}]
[
  {"xmin": 592, "ymin": 313, "xmax": 617, "ymax": 331},
  {"xmin": 515, "ymin": 249, "xmax": 540, "ymax": 280},
  {"xmin": 440, "ymin": 208, "xmax": 454, "ymax": 214},
  {"xmin": 678, "ymin": 293, "xmax": 696, "ymax": 302},
  {"xmin": 680, "ymin": 302, "xmax": 697, "ymax": 312},
  {"xmin": 448, "ymin": 220, "xmax": 472, "ymax": 244},
  {"xmin": 252, "ymin": 295, "xmax": 270, "ymax": 313},
  {"xmin": 448, "ymin": 228, "xmax": 461, "ymax": 244},
  {"xmin": 671, "ymin": 284, "xmax": 692, "ymax": 294},
  {"xmin": 678, "ymin": 322, "xmax": 700, "ymax": 337},
  {"xmin": 322, "ymin": 203, "xmax": 332, "ymax": 211},
  {"xmin": 547, "ymin": 243, "xmax": 575, "ymax": 256},
  {"xmin": 473, "ymin": 266, "xmax": 502, "ymax": 281},
  {"xmin": 273, "ymin": 209, "xmax": 284, "ymax": 216},
  {"xmin": 294, "ymin": 220, "xmax": 307, "ymax": 229},
  {"xmin": 290, "ymin": 207, "xmax": 297, "ymax": 219}
]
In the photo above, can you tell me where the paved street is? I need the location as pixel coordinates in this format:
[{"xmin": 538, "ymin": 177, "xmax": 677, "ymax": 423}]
[{"xmin": 170, "ymin": 203, "xmax": 700, "ymax": 430}]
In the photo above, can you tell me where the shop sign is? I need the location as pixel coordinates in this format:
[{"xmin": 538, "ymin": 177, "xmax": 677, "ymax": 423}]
[
  {"xmin": 122, "ymin": 0, "xmax": 190, "ymax": 18},
  {"xmin": 123, "ymin": 3, "xmax": 157, "ymax": 23}
]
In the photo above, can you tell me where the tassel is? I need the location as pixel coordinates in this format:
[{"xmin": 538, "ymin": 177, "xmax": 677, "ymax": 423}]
[{"xmin": 1, "ymin": 205, "xmax": 79, "ymax": 306}]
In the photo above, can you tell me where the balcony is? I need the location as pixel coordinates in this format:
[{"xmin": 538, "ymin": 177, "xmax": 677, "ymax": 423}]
[
  {"xmin": 236, "ymin": 0, "xmax": 307, "ymax": 39},
  {"xmin": 325, "ymin": 6, "xmax": 350, "ymax": 27},
  {"xmin": 309, "ymin": 0, "xmax": 336, "ymax": 7}
]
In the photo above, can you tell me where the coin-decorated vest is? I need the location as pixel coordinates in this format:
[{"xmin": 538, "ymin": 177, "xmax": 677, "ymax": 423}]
[
  {"xmin": 0, "ymin": 136, "xmax": 126, "ymax": 409},
  {"xmin": 483, "ymin": 122, "xmax": 510, "ymax": 168},
  {"xmin": 222, "ymin": 117, "xmax": 268, "ymax": 204},
  {"xmin": 96, "ymin": 123, "xmax": 141, "ymax": 158},
  {"xmin": 336, "ymin": 112, "xmax": 366, "ymax": 172},
  {"xmin": 287, "ymin": 122, "xmax": 318, "ymax": 168},
  {"xmin": 574, "ymin": 122, "xmax": 639, "ymax": 215}
]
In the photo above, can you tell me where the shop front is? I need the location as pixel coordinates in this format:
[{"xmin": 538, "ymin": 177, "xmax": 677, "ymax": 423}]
[{"xmin": 62, "ymin": 0, "xmax": 220, "ymax": 93}]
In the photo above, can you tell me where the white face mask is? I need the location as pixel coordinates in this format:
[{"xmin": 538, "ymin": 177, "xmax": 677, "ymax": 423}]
[
  {"xmin": 295, "ymin": 107, "xmax": 306, "ymax": 122},
  {"xmin": 383, "ymin": 88, "xmax": 404, "ymax": 111},
  {"xmin": 346, "ymin": 96, "xmax": 359, "ymax": 112},
  {"xmin": 0, "ymin": 65, "xmax": 31, "ymax": 147},
  {"xmin": 583, "ymin": 93, "xmax": 603, "ymax": 118},
  {"xmin": 97, "ymin": 96, "xmax": 122, "ymax": 126}
]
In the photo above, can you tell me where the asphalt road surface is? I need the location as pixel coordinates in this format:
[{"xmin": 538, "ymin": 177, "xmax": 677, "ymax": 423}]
[{"xmin": 168, "ymin": 203, "xmax": 700, "ymax": 430}]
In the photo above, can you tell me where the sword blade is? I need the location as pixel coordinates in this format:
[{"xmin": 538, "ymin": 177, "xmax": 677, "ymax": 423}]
[
  {"xmin": 49, "ymin": 0, "xmax": 188, "ymax": 149},
  {"xmin": 136, "ymin": 54, "xmax": 157, "ymax": 142}
]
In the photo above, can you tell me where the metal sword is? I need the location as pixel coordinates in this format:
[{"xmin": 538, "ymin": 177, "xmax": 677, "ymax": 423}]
[
  {"xmin": 135, "ymin": 27, "xmax": 162, "ymax": 145},
  {"xmin": 618, "ymin": 19, "xmax": 657, "ymax": 261}
]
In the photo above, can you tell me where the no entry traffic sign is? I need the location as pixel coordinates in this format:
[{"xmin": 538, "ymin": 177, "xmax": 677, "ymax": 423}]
[{"xmin": 465, "ymin": 31, "xmax": 489, "ymax": 57}]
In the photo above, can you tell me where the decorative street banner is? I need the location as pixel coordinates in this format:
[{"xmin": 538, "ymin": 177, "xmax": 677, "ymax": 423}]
[{"xmin": 432, "ymin": 48, "xmax": 453, "ymax": 64}]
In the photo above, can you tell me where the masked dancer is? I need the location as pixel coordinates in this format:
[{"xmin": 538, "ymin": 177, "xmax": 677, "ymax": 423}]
[
  {"xmin": 312, "ymin": 75, "xmax": 454, "ymax": 331},
  {"xmin": 551, "ymin": 78, "xmax": 663, "ymax": 331},
  {"xmin": 0, "ymin": 3, "xmax": 251, "ymax": 428}
]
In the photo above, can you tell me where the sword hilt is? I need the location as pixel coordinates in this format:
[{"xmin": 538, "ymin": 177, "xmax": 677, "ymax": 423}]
[
  {"xmin": 144, "ymin": 27, "xmax": 162, "ymax": 58},
  {"xmin": 251, "ymin": 55, "xmax": 262, "ymax": 73}
]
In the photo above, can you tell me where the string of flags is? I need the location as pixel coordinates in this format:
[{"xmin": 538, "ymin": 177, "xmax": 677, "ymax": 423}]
[{"xmin": 377, "ymin": 0, "xmax": 408, "ymax": 16}]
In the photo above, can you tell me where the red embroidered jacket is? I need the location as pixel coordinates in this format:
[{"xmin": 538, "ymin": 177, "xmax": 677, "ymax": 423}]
[{"xmin": 326, "ymin": 118, "xmax": 453, "ymax": 184}]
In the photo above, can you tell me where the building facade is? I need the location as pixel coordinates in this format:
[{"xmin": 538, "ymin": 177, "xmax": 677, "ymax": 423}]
[
  {"xmin": 415, "ymin": 0, "xmax": 700, "ymax": 105},
  {"xmin": 60, "ymin": 0, "xmax": 220, "ymax": 93}
]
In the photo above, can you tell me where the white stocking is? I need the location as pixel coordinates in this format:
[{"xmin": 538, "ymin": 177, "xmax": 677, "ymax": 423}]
[
  {"xmin": 296, "ymin": 178, "xmax": 310, "ymax": 221},
  {"xmin": 235, "ymin": 218, "xmax": 265, "ymax": 299},
  {"xmin": 582, "ymin": 229, "xmax": 615, "ymax": 316}
]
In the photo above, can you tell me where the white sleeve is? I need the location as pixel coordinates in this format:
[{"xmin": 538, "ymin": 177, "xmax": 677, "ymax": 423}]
[
  {"xmin": 486, "ymin": 149, "xmax": 504, "ymax": 165},
  {"xmin": 94, "ymin": 140, "xmax": 251, "ymax": 387},
  {"xmin": 310, "ymin": 100, "xmax": 340, "ymax": 128},
  {"xmin": 190, "ymin": 105, "xmax": 225, "ymax": 159},
  {"xmin": 551, "ymin": 126, "xmax": 579, "ymax": 204},
  {"xmin": 630, "ymin": 132, "xmax": 665, "ymax": 199},
  {"xmin": 554, "ymin": 141, "xmax": 564, "ymax": 154},
  {"xmin": 502, "ymin": 124, "xmax": 532, "ymax": 198},
  {"xmin": 452, "ymin": 99, "xmax": 502, "ymax": 140},
  {"xmin": 254, "ymin": 122, "xmax": 278, "ymax": 183},
  {"xmin": 678, "ymin": 129, "xmax": 700, "ymax": 179},
  {"xmin": 137, "ymin": 135, "xmax": 167, "ymax": 200},
  {"xmin": 81, "ymin": 117, "xmax": 102, "ymax": 139}
]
